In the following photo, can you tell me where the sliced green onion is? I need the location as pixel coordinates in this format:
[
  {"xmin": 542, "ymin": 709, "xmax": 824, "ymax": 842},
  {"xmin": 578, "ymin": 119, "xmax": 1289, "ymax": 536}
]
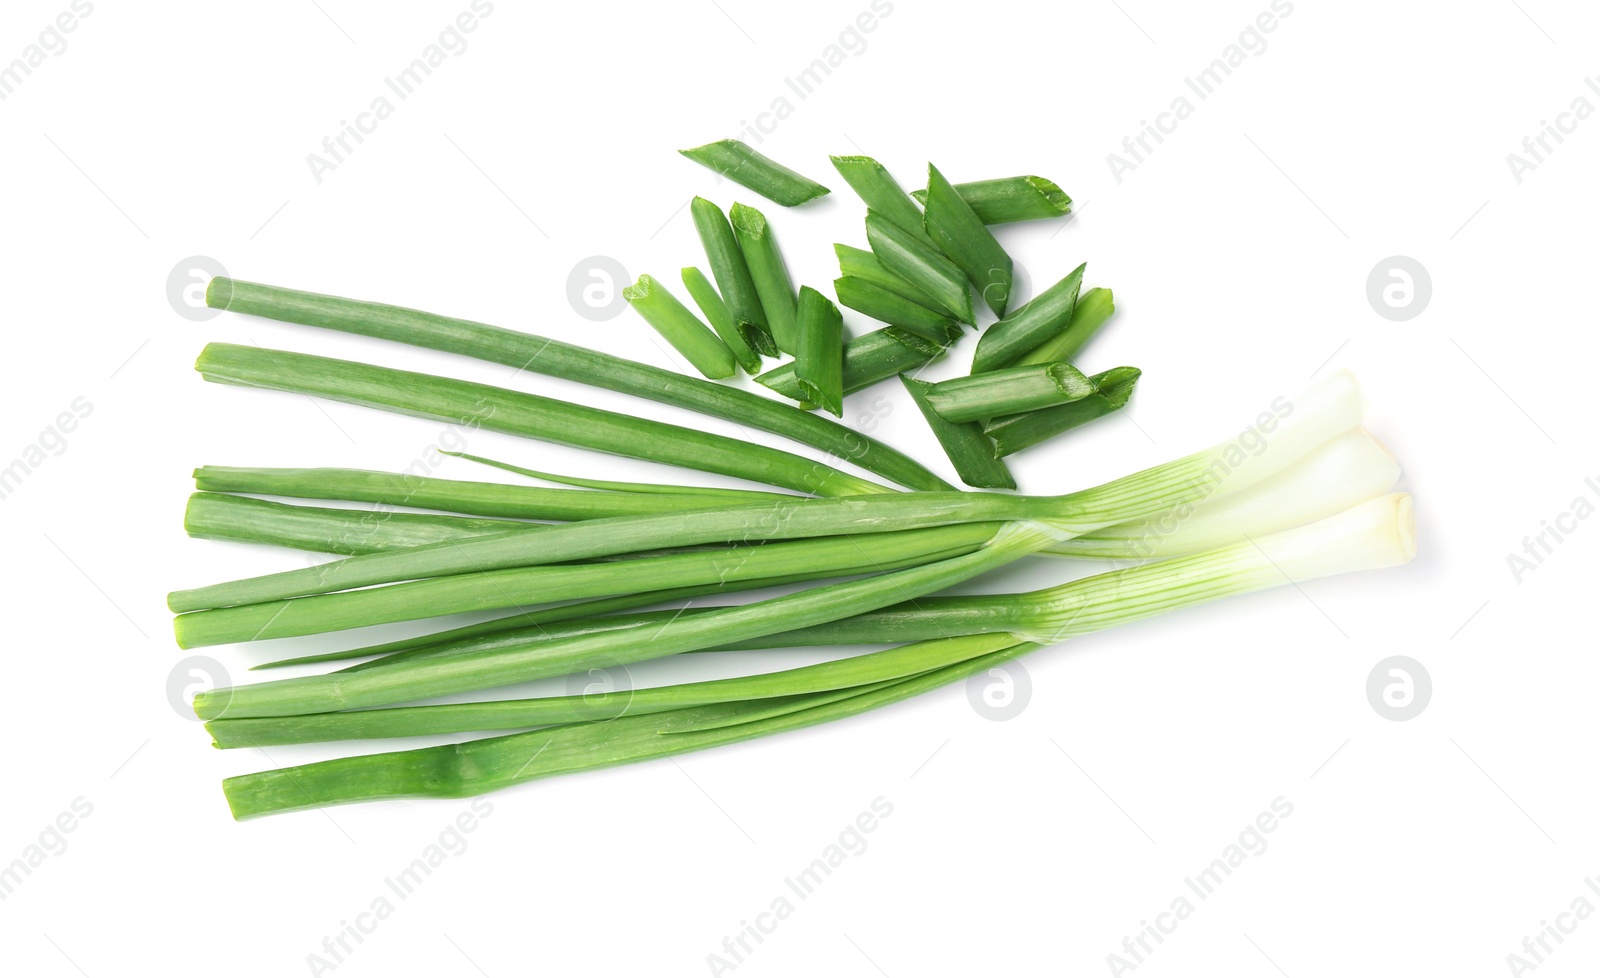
[
  {"xmin": 834, "ymin": 277, "xmax": 960, "ymax": 343},
  {"xmin": 205, "ymin": 278, "xmax": 951, "ymax": 492},
  {"xmin": 758, "ymin": 326, "xmax": 956, "ymax": 403},
  {"xmin": 900, "ymin": 376, "xmax": 1013, "ymax": 490},
  {"xmin": 828, "ymin": 155, "xmax": 936, "ymax": 247},
  {"xmin": 972, "ymin": 263, "xmax": 1084, "ymax": 373},
  {"xmin": 793, "ymin": 286, "xmax": 845, "ymax": 417},
  {"xmin": 191, "ymin": 465, "xmax": 754, "ymax": 521},
  {"xmin": 440, "ymin": 451, "xmax": 791, "ymax": 500},
  {"xmin": 911, "ymin": 175, "xmax": 1072, "ymax": 224},
  {"xmin": 922, "ymin": 164, "xmax": 1014, "ymax": 318},
  {"xmin": 833, "ymin": 244, "xmax": 944, "ymax": 309},
  {"xmin": 680, "ymin": 266, "xmax": 762, "ymax": 374},
  {"xmin": 679, "ymin": 140, "xmax": 830, "ymax": 207},
  {"xmin": 923, "ymin": 362, "xmax": 1095, "ymax": 424},
  {"xmin": 622, "ymin": 274, "xmax": 736, "ymax": 379},
  {"xmin": 184, "ymin": 492, "xmax": 525, "ymax": 555},
  {"xmin": 865, "ymin": 210, "xmax": 974, "ymax": 322},
  {"xmin": 729, "ymin": 203, "xmax": 799, "ymax": 353},
  {"xmin": 690, "ymin": 196, "xmax": 775, "ymax": 356},
  {"xmin": 984, "ymin": 366, "xmax": 1142, "ymax": 456},
  {"xmin": 1016, "ymin": 286, "xmax": 1114, "ymax": 367},
  {"xmin": 195, "ymin": 343, "xmax": 888, "ymax": 498}
]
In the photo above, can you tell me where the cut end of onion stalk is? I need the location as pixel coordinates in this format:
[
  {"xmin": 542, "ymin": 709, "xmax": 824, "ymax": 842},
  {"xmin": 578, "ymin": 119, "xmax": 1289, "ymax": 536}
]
[{"xmin": 1258, "ymin": 491, "xmax": 1416, "ymax": 579}]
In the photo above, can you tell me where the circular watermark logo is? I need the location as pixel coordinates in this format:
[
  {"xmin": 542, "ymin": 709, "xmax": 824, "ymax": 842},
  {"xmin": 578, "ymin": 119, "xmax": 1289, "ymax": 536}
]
[
  {"xmin": 166, "ymin": 655, "xmax": 231, "ymax": 720},
  {"xmin": 1365, "ymin": 256, "xmax": 1431, "ymax": 322},
  {"xmin": 566, "ymin": 255, "xmax": 630, "ymax": 321},
  {"xmin": 166, "ymin": 255, "xmax": 227, "ymax": 321},
  {"xmin": 1366, "ymin": 655, "xmax": 1432, "ymax": 721},
  {"xmin": 563, "ymin": 659, "xmax": 634, "ymax": 721},
  {"xmin": 966, "ymin": 660, "xmax": 1031, "ymax": 721}
]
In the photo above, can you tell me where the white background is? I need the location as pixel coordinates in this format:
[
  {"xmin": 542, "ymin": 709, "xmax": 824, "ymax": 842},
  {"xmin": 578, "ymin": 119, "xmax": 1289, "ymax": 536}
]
[{"xmin": 1, "ymin": 0, "xmax": 1595, "ymax": 975}]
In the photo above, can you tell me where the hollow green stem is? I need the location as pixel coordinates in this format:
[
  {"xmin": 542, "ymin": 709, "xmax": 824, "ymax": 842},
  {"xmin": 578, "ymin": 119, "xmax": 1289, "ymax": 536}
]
[
  {"xmin": 911, "ymin": 175, "xmax": 1071, "ymax": 224},
  {"xmin": 204, "ymin": 277, "xmax": 953, "ymax": 492},
  {"xmin": 793, "ymin": 286, "xmax": 844, "ymax": 418},
  {"xmin": 972, "ymin": 263, "xmax": 1084, "ymax": 373},
  {"xmin": 834, "ymin": 277, "xmax": 960, "ymax": 343},
  {"xmin": 828, "ymin": 155, "xmax": 935, "ymax": 246},
  {"xmin": 923, "ymin": 362, "xmax": 1095, "ymax": 424},
  {"xmin": 901, "ymin": 377, "xmax": 1014, "ymax": 490},
  {"xmin": 865, "ymin": 211, "xmax": 974, "ymax": 323},
  {"xmin": 680, "ymin": 266, "xmax": 763, "ymax": 374},
  {"xmin": 758, "ymin": 327, "xmax": 955, "ymax": 403},
  {"xmin": 833, "ymin": 244, "xmax": 943, "ymax": 310},
  {"xmin": 623, "ymin": 274, "xmax": 736, "ymax": 379},
  {"xmin": 184, "ymin": 492, "xmax": 527, "ymax": 555},
  {"xmin": 923, "ymin": 164, "xmax": 1014, "ymax": 318},
  {"xmin": 691, "ymin": 197, "xmax": 774, "ymax": 355},
  {"xmin": 985, "ymin": 367, "xmax": 1142, "ymax": 456},
  {"xmin": 438, "ymin": 451, "xmax": 792, "ymax": 500},
  {"xmin": 194, "ymin": 343, "xmax": 888, "ymax": 499},
  {"xmin": 679, "ymin": 140, "xmax": 830, "ymax": 206},
  {"xmin": 1015, "ymin": 286, "xmax": 1115, "ymax": 367},
  {"xmin": 729, "ymin": 203, "xmax": 799, "ymax": 353}
]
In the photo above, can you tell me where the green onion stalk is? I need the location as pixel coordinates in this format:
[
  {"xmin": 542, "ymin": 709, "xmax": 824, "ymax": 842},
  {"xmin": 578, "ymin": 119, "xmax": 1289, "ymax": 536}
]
[
  {"xmin": 203, "ymin": 277, "xmax": 953, "ymax": 492},
  {"xmin": 214, "ymin": 493, "xmax": 1415, "ymax": 814}
]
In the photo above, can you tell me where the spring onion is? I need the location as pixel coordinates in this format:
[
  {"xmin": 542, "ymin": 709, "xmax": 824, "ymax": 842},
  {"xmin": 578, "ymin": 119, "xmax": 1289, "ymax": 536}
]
[
  {"xmin": 622, "ymin": 274, "xmax": 736, "ymax": 379},
  {"xmin": 184, "ymin": 492, "xmax": 527, "ymax": 555},
  {"xmin": 985, "ymin": 366, "xmax": 1142, "ymax": 456},
  {"xmin": 1016, "ymin": 286, "xmax": 1114, "ymax": 367},
  {"xmin": 194, "ymin": 343, "xmax": 889, "ymax": 498},
  {"xmin": 971, "ymin": 263, "xmax": 1084, "ymax": 373},
  {"xmin": 833, "ymin": 244, "xmax": 944, "ymax": 310},
  {"xmin": 829, "ymin": 155, "xmax": 935, "ymax": 247},
  {"xmin": 865, "ymin": 210, "xmax": 974, "ymax": 323},
  {"xmin": 923, "ymin": 362, "xmax": 1095, "ymax": 424},
  {"xmin": 204, "ymin": 278, "xmax": 951, "ymax": 492},
  {"xmin": 923, "ymin": 164, "xmax": 1014, "ymax": 318},
  {"xmin": 793, "ymin": 286, "xmax": 845, "ymax": 418},
  {"xmin": 679, "ymin": 140, "xmax": 830, "ymax": 207},
  {"xmin": 911, "ymin": 175, "xmax": 1072, "ymax": 224},
  {"xmin": 901, "ymin": 376, "xmax": 1014, "ymax": 490},
  {"xmin": 729, "ymin": 203, "xmax": 799, "ymax": 353},
  {"xmin": 680, "ymin": 266, "xmax": 763, "ymax": 374}
]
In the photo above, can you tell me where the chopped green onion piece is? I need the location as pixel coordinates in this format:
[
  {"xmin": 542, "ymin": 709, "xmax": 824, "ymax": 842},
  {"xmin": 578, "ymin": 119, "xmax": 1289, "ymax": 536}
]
[
  {"xmin": 1016, "ymin": 286, "xmax": 1114, "ymax": 367},
  {"xmin": 984, "ymin": 367, "xmax": 1142, "ymax": 456},
  {"xmin": 911, "ymin": 175, "xmax": 1072, "ymax": 224},
  {"xmin": 793, "ymin": 286, "xmax": 845, "ymax": 417},
  {"xmin": 828, "ymin": 155, "xmax": 936, "ymax": 247},
  {"xmin": 923, "ymin": 362, "xmax": 1096, "ymax": 424},
  {"xmin": 205, "ymin": 278, "xmax": 952, "ymax": 492},
  {"xmin": 191, "ymin": 465, "xmax": 752, "ymax": 521},
  {"xmin": 679, "ymin": 139, "xmax": 831, "ymax": 207},
  {"xmin": 900, "ymin": 376, "xmax": 1015, "ymax": 490},
  {"xmin": 729, "ymin": 203, "xmax": 799, "ymax": 353},
  {"xmin": 758, "ymin": 326, "xmax": 956, "ymax": 403},
  {"xmin": 690, "ymin": 197, "xmax": 775, "ymax": 356},
  {"xmin": 865, "ymin": 210, "xmax": 974, "ymax": 323},
  {"xmin": 194, "ymin": 343, "xmax": 890, "ymax": 499},
  {"xmin": 833, "ymin": 244, "xmax": 943, "ymax": 309},
  {"xmin": 922, "ymin": 164, "xmax": 1015, "ymax": 318},
  {"xmin": 184, "ymin": 492, "xmax": 527, "ymax": 555},
  {"xmin": 972, "ymin": 262, "xmax": 1085, "ymax": 373},
  {"xmin": 623, "ymin": 274, "xmax": 736, "ymax": 379},
  {"xmin": 834, "ymin": 277, "xmax": 960, "ymax": 344},
  {"xmin": 680, "ymin": 266, "xmax": 763, "ymax": 374},
  {"xmin": 439, "ymin": 451, "xmax": 791, "ymax": 500}
]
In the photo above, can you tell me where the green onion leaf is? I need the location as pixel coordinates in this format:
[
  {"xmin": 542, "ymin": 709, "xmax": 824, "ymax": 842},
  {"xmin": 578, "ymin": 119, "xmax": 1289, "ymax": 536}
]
[
  {"xmin": 758, "ymin": 326, "xmax": 957, "ymax": 404},
  {"xmin": 971, "ymin": 262, "xmax": 1084, "ymax": 373},
  {"xmin": 184, "ymin": 492, "xmax": 526, "ymax": 555},
  {"xmin": 922, "ymin": 164, "xmax": 1015, "ymax": 318},
  {"xmin": 1016, "ymin": 286, "xmax": 1115, "ymax": 367},
  {"xmin": 900, "ymin": 376, "xmax": 1015, "ymax": 490},
  {"xmin": 729, "ymin": 203, "xmax": 800, "ymax": 352},
  {"xmin": 793, "ymin": 286, "xmax": 845, "ymax": 417},
  {"xmin": 833, "ymin": 244, "xmax": 944, "ymax": 310},
  {"xmin": 623, "ymin": 274, "xmax": 737, "ymax": 379},
  {"xmin": 911, "ymin": 175, "xmax": 1072, "ymax": 224},
  {"xmin": 834, "ymin": 277, "xmax": 960, "ymax": 344},
  {"xmin": 690, "ymin": 196, "xmax": 775, "ymax": 356},
  {"xmin": 865, "ymin": 210, "xmax": 974, "ymax": 323},
  {"xmin": 679, "ymin": 139, "xmax": 831, "ymax": 207},
  {"xmin": 680, "ymin": 267, "xmax": 763, "ymax": 374},
  {"xmin": 923, "ymin": 362, "xmax": 1096, "ymax": 424},
  {"xmin": 984, "ymin": 366, "xmax": 1142, "ymax": 456},
  {"xmin": 828, "ymin": 155, "xmax": 936, "ymax": 247}
]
